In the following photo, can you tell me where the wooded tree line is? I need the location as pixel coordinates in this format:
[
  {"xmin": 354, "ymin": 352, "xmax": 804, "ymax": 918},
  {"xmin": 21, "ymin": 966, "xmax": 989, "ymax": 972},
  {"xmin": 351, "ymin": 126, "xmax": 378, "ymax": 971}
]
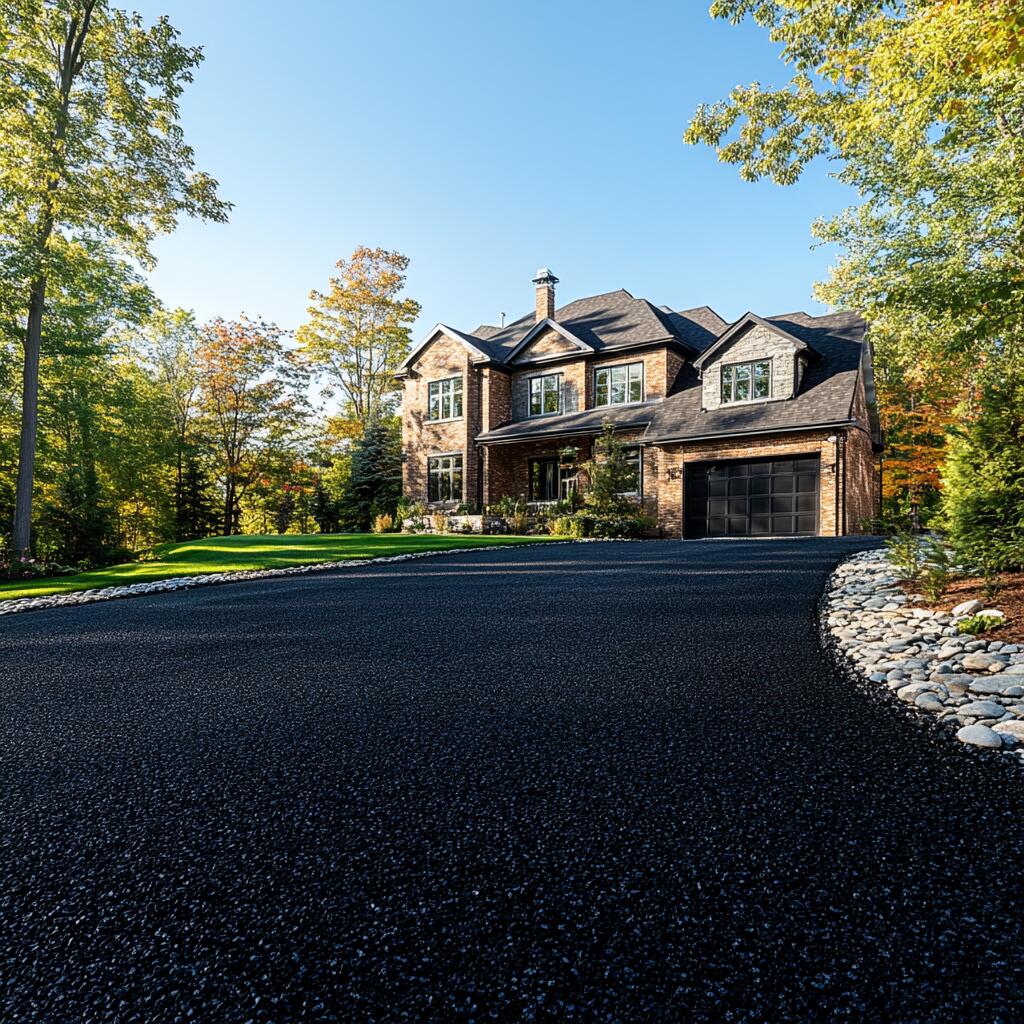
[
  {"xmin": 0, "ymin": 248, "xmax": 415, "ymax": 568},
  {"xmin": 688, "ymin": 0, "xmax": 1024, "ymax": 568},
  {"xmin": 0, "ymin": 1, "xmax": 417, "ymax": 570}
]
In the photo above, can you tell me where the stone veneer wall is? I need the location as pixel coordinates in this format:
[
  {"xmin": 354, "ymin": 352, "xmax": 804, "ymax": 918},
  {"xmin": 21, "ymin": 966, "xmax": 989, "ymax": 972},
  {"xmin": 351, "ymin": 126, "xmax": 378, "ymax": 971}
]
[{"xmin": 700, "ymin": 324, "xmax": 801, "ymax": 411}]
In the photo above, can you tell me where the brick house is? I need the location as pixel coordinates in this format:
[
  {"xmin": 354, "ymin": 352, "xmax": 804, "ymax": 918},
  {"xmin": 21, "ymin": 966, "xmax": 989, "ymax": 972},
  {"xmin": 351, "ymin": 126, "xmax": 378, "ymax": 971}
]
[{"xmin": 396, "ymin": 270, "xmax": 882, "ymax": 538}]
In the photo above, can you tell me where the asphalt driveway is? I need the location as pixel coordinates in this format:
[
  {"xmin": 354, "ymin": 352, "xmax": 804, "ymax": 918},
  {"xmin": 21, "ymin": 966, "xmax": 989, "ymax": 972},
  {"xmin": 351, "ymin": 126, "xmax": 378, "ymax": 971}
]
[{"xmin": 1, "ymin": 539, "xmax": 1022, "ymax": 1022}]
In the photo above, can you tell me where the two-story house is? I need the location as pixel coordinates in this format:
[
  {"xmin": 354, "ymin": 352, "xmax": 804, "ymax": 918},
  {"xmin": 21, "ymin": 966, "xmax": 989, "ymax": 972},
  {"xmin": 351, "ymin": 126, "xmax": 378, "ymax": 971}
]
[{"xmin": 396, "ymin": 270, "xmax": 882, "ymax": 538}]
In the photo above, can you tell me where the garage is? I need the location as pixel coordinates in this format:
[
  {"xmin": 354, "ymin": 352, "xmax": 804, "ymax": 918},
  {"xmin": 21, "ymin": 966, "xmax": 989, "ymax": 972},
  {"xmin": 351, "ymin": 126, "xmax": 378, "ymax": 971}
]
[{"xmin": 684, "ymin": 455, "xmax": 820, "ymax": 538}]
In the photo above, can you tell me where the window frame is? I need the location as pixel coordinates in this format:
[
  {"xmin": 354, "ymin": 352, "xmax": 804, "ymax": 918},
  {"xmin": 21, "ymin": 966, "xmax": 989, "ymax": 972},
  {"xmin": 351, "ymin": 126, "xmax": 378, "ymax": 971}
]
[
  {"xmin": 427, "ymin": 375, "xmax": 464, "ymax": 422},
  {"xmin": 427, "ymin": 453, "xmax": 463, "ymax": 504},
  {"xmin": 594, "ymin": 361, "xmax": 645, "ymax": 408},
  {"xmin": 618, "ymin": 445, "xmax": 644, "ymax": 497},
  {"xmin": 720, "ymin": 359, "xmax": 772, "ymax": 405},
  {"xmin": 528, "ymin": 372, "xmax": 563, "ymax": 418},
  {"xmin": 528, "ymin": 457, "xmax": 579, "ymax": 503}
]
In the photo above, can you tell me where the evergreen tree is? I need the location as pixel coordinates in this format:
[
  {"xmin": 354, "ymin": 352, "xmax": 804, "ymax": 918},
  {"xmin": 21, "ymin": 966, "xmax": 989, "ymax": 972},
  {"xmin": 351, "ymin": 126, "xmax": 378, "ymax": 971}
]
[
  {"xmin": 310, "ymin": 478, "xmax": 341, "ymax": 534},
  {"xmin": 47, "ymin": 462, "xmax": 115, "ymax": 565},
  {"xmin": 176, "ymin": 453, "xmax": 220, "ymax": 541},
  {"xmin": 339, "ymin": 419, "xmax": 402, "ymax": 531}
]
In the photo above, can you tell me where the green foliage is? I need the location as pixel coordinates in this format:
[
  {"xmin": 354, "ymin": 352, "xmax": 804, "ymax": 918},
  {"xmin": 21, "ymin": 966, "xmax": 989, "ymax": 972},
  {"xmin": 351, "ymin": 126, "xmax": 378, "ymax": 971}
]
[
  {"xmin": 942, "ymin": 357, "xmax": 1024, "ymax": 574},
  {"xmin": 920, "ymin": 536, "xmax": 953, "ymax": 604},
  {"xmin": 958, "ymin": 613, "xmax": 1005, "ymax": 636},
  {"xmin": 885, "ymin": 531, "xmax": 926, "ymax": 585},
  {"xmin": 338, "ymin": 418, "xmax": 402, "ymax": 531},
  {"xmin": 686, "ymin": 1, "xmax": 1024, "ymax": 520},
  {"xmin": 295, "ymin": 247, "xmax": 420, "ymax": 431}
]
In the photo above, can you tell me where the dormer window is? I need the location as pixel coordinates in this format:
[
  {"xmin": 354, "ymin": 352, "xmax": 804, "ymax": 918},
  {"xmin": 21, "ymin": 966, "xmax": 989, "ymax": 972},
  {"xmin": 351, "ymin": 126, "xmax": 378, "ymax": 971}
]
[
  {"xmin": 529, "ymin": 372, "xmax": 562, "ymax": 417},
  {"xmin": 595, "ymin": 362, "xmax": 644, "ymax": 407},
  {"xmin": 721, "ymin": 359, "xmax": 771, "ymax": 404},
  {"xmin": 427, "ymin": 376, "xmax": 463, "ymax": 421}
]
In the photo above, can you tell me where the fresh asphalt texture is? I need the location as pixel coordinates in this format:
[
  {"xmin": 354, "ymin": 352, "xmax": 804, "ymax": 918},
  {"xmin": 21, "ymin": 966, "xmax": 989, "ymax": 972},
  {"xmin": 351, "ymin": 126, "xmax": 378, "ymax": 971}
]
[{"xmin": 1, "ymin": 539, "xmax": 1023, "ymax": 1024}]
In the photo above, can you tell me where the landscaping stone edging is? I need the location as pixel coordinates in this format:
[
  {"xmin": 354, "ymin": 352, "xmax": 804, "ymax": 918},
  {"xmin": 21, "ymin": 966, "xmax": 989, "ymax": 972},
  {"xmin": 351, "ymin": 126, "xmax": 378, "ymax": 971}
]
[
  {"xmin": 0, "ymin": 539, "xmax": 633, "ymax": 618},
  {"xmin": 824, "ymin": 548, "xmax": 1024, "ymax": 764}
]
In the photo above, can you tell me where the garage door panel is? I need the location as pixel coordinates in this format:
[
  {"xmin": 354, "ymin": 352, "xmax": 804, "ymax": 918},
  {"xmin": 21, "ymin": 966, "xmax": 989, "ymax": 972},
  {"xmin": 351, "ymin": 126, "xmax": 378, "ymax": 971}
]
[{"xmin": 684, "ymin": 455, "xmax": 820, "ymax": 538}]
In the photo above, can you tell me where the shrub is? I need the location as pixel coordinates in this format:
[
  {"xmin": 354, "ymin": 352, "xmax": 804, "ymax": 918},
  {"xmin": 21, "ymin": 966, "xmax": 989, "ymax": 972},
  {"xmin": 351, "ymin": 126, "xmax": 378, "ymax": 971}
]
[
  {"xmin": 430, "ymin": 512, "xmax": 448, "ymax": 533},
  {"xmin": 371, "ymin": 513, "xmax": 394, "ymax": 534},
  {"xmin": 958, "ymin": 613, "xmax": 1005, "ymax": 636},
  {"xmin": 920, "ymin": 536, "xmax": 953, "ymax": 603},
  {"xmin": 886, "ymin": 530, "xmax": 926, "ymax": 584},
  {"xmin": 942, "ymin": 356, "xmax": 1024, "ymax": 575}
]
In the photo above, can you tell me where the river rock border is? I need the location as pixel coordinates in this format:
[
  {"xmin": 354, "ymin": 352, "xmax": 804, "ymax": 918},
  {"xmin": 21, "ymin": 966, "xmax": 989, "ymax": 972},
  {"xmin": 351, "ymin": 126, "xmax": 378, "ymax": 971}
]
[
  {"xmin": 825, "ymin": 548, "xmax": 1024, "ymax": 763},
  {"xmin": 0, "ymin": 539, "xmax": 619, "ymax": 619}
]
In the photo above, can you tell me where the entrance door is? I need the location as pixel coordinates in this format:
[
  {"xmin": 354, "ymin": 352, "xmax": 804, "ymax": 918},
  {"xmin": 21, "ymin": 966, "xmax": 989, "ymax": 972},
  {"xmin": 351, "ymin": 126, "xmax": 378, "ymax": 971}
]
[{"xmin": 684, "ymin": 455, "xmax": 820, "ymax": 538}]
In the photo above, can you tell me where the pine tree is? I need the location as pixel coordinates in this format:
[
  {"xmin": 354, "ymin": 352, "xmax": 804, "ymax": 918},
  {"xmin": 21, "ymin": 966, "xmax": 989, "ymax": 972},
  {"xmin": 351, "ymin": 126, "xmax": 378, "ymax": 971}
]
[
  {"xmin": 177, "ymin": 453, "xmax": 219, "ymax": 541},
  {"xmin": 310, "ymin": 479, "xmax": 341, "ymax": 534},
  {"xmin": 339, "ymin": 419, "xmax": 402, "ymax": 531}
]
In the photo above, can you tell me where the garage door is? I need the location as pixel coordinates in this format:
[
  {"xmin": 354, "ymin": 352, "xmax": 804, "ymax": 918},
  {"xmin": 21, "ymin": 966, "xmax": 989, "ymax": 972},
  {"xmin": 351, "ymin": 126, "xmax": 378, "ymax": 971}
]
[{"xmin": 684, "ymin": 455, "xmax": 820, "ymax": 538}]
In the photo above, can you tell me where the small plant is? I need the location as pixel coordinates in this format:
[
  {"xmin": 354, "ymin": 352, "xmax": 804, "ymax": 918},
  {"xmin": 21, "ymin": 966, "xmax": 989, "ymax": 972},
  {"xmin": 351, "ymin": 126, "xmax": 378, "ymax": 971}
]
[
  {"xmin": 430, "ymin": 512, "xmax": 448, "ymax": 533},
  {"xmin": 958, "ymin": 613, "xmax": 1005, "ymax": 636},
  {"xmin": 508, "ymin": 510, "xmax": 528, "ymax": 534},
  {"xmin": 885, "ymin": 530, "xmax": 926, "ymax": 584},
  {"xmin": 454, "ymin": 501, "xmax": 478, "ymax": 515},
  {"xmin": 920, "ymin": 536, "xmax": 953, "ymax": 603},
  {"xmin": 371, "ymin": 513, "xmax": 394, "ymax": 534}
]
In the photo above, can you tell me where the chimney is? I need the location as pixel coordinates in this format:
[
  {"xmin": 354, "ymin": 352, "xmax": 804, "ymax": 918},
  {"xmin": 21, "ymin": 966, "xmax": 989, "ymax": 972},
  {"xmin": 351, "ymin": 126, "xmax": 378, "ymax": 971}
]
[{"xmin": 532, "ymin": 267, "xmax": 559, "ymax": 322}]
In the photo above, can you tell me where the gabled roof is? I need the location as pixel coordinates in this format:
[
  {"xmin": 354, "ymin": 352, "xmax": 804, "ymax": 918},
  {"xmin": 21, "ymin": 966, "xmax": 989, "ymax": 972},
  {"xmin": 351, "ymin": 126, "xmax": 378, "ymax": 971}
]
[
  {"xmin": 692, "ymin": 312, "xmax": 821, "ymax": 370},
  {"xmin": 398, "ymin": 323, "xmax": 495, "ymax": 372},
  {"xmin": 644, "ymin": 311, "xmax": 868, "ymax": 443},
  {"xmin": 506, "ymin": 318, "xmax": 596, "ymax": 363}
]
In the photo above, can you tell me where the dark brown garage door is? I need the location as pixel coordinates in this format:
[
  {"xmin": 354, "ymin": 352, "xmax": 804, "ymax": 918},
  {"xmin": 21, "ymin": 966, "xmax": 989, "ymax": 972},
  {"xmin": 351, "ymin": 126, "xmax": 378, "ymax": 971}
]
[{"xmin": 684, "ymin": 455, "xmax": 820, "ymax": 538}]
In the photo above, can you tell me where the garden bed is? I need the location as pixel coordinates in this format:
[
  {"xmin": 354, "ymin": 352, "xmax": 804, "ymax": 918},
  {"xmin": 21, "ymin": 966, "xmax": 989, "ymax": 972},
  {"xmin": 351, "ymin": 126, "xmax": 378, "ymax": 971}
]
[{"xmin": 916, "ymin": 572, "xmax": 1024, "ymax": 644}]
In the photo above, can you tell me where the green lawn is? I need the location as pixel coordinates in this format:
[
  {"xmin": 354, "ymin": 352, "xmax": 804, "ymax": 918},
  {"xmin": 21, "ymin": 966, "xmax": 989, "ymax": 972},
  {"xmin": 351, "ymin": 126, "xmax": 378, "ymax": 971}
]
[{"xmin": 0, "ymin": 532, "xmax": 553, "ymax": 601}]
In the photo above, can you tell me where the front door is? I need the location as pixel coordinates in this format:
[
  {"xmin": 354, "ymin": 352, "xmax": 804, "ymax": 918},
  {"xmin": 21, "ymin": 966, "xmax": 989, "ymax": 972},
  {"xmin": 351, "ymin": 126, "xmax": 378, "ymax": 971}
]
[{"xmin": 529, "ymin": 457, "xmax": 579, "ymax": 503}]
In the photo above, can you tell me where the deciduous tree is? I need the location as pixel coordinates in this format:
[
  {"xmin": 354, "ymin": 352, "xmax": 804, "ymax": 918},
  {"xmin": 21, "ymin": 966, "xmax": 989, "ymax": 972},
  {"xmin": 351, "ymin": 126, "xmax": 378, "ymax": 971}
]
[
  {"xmin": 1, "ymin": 0, "xmax": 229, "ymax": 556},
  {"xmin": 295, "ymin": 247, "xmax": 420, "ymax": 434}
]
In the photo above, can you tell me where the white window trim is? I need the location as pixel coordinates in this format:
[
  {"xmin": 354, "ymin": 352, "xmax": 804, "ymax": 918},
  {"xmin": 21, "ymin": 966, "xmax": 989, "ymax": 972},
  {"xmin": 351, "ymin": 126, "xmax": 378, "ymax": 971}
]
[
  {"xmin": 527, "ymin": 371, "xmax": 563, "ymax": 418},
  {"xmin": 593, "ymin": 361, "xmax": 645, "ymax": 409},
  {"xmin": 427, "ymin": 376, "xmax": 464, "ymax": 423},
  {"xmin": 616, "ymin": 445, "xmax": 644, "ymax": 498},
  {"xmin": 720, "ymin": 359, "xmax": 772, "ymax": 406}
]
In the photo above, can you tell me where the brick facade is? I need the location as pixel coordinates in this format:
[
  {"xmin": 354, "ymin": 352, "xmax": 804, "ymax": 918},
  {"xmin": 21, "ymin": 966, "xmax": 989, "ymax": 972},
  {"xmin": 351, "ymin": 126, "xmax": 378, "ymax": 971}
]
[{"xmin": 400, "ymin": 336, "xmax": 879, "ymax": 536}]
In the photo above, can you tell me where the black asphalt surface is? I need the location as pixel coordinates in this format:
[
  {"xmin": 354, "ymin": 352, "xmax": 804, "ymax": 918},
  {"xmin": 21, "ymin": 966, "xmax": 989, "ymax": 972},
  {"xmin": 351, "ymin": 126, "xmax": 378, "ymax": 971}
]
[{"xmin": 1, "ymin": 539, "xmax": 1023, "ymax": 1023}]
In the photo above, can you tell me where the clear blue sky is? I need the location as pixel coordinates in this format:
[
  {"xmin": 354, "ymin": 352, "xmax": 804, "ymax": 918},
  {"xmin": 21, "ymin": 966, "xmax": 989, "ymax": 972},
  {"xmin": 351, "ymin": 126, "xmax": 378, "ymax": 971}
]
[{"xmin": 132, "ymin": 0, "xmax": 851, "ymax": 338}]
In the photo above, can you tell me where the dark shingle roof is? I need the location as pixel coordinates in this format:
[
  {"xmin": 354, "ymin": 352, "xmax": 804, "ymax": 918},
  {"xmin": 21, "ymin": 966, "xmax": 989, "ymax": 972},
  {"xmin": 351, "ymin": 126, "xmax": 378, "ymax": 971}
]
[
  {"xmin": 471, "ymin": 289, "xmax": 688, "ymax": 359},
  {"xmin": 643, "ymin": 311, "xmax": 867, "ymax": 443},
  {"xmin": 477, "ymin": 401, "xmax": 658, "ymax": 443}
]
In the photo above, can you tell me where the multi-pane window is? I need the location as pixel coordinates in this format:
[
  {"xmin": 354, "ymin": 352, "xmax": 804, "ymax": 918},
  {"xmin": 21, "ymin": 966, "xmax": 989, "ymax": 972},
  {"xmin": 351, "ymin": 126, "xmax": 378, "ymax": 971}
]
[
  {"xmin": 620, "ymin": 446, "xmax": 643, "ymax": 496},
  {"xmin": 427, "ymin": 376, "xmax": 463, "ymax": 420},
  {"xmin": 529, "ymin": 458, "xmax": 578, "ymax": 502},
  {"xmin": 720, "ymin": 360, "xmax": 771, "ymax": 404},
  {"xmin": 595, "ymin": 362, "xmax": 643, "ymax": 407},
  {"xmin": 427, "ymin": 454, "xmax": 463, "ymax": 503},
  {"xmin": 529, "ymin": 373, "xmax": 562, "ymax": 417}
]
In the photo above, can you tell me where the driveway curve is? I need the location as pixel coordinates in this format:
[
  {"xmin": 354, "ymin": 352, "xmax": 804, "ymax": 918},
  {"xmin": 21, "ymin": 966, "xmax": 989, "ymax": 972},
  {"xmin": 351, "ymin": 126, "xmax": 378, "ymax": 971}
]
[{"xmin": 1, "ymin": 538, "xmax": 1022, "ymax": 1023}]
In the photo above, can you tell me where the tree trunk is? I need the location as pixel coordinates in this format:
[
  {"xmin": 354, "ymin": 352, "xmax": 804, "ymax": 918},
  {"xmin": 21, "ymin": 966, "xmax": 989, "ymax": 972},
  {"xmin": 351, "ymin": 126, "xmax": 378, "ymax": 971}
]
[{"xmin": 12, "ymin": 277, "xmax": 46, "ymax": 558}]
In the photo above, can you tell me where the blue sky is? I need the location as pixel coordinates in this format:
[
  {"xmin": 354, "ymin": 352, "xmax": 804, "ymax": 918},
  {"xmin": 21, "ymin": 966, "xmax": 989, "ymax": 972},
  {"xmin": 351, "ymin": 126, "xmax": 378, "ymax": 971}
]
[{"xmin": 132, "ymin": 1, "xmax": 851, "ymax": 339}]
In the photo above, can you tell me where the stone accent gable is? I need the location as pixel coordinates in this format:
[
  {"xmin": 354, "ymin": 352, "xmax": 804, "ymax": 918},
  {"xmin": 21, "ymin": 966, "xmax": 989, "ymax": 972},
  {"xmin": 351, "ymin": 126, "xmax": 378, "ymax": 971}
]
[
  {"xmin": 701, "ymin": 324, "xmax": 801, "ymax": 411},
  {"xmin": 511, "ymin": 326, "xmax": 584, "ymax": 364}
]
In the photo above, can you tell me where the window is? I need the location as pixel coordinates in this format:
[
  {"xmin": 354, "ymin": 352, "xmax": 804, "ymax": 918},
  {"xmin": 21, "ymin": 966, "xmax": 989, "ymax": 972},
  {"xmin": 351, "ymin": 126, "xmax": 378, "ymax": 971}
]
[
  {"xmin": 620, "ymin": 446, "xmax": 643, "ymax": 496},
  {"xmin": 427, "ymin": 454, "xmax": 463, "ymax": 503},
  {"xmin": 427, "ymin": 376, "xmax": 463, "ymax": 420},
  {"xmin": 721, "ymin": 359, "xmax": 771, "ymax": 404},
  {"xmin": 529, "ymin": 458, "xmax": 578, "ymax": 502},
  {"xmin": 595, "ymin": 362, "xmax": 643, "ymax": 407},
  {"xmin": 529, "ymin": 373, "xmax": 562, "ymax": 417}
]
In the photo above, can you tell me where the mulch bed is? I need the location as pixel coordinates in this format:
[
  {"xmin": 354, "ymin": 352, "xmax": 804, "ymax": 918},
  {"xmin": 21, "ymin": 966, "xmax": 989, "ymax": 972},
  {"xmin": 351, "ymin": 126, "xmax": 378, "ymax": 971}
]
[{"xmin": 936, "ymin": 571, "xmax": 1024, "ymax": 644}]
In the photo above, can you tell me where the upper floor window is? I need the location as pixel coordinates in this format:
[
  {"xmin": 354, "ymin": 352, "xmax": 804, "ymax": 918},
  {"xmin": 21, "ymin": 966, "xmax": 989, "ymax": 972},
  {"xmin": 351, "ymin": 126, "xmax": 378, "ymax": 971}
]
[
  {"xmin": 595, "ymin": 362, "xmax": 644, "ymax": 407},
  {"xmin": 428, "ymin": 454, "xmax": 463, "ymax": 503},
  {"xmin": 529, "ymin": 373, "xmax": 562, "ymax": 417},
  {"xmin": 428, "ymin": 376, "xmax": 463, "ymax": 421},
  {"xmin": 721, "ymin": 359, "xmax": 771, "ymax": 404}
]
